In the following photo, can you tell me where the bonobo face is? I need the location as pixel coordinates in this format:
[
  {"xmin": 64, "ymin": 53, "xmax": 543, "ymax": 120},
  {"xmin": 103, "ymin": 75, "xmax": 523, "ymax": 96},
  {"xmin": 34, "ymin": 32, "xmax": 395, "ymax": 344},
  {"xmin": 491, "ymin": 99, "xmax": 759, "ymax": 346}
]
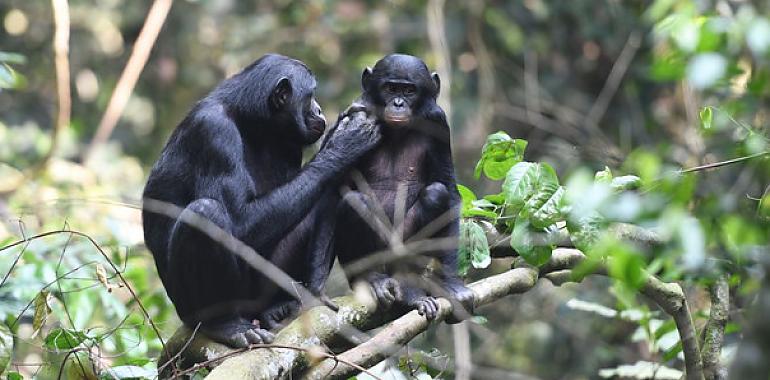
[
  {"xmin": 270, "ymin": 76, "xmax": 327, "ymax": 144},
  {"xmin": 362, "ymin": 54, "xmax": 441, "ymax": 128}
]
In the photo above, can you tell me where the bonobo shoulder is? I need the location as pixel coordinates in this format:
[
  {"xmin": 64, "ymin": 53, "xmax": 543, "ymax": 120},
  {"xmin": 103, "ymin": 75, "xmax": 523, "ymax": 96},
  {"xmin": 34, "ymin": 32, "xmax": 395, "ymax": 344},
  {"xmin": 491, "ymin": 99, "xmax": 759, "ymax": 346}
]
[{"xmin": 422, "ymin": 103, "xmax": 447, "ymax": 125}]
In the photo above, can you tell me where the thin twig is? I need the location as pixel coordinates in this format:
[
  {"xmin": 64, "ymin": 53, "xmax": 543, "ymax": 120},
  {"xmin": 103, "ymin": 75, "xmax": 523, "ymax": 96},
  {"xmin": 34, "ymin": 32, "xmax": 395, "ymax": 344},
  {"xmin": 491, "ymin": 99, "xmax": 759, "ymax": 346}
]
[
  {"xmin": 584, "ymin": 31, "xmax": 642, "ymax": 131},
  {"xmin": 0, "ymin": 230, "xmax": 167, "ymax": 352},
  {"xmin": 44, "ymin": 0, "xmax": 71, "ymax": 168},
  {"xmin": 679, "ymin": 151, "xmax": 769, "ymax": 174},
  {"xmin": 83, "ymin": 0, "xmax": 173, "ymax": 163}
]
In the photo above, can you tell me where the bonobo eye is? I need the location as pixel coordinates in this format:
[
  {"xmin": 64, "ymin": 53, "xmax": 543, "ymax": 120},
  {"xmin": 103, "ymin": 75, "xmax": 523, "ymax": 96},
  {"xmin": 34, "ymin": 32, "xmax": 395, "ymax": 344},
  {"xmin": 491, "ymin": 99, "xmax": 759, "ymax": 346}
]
[
  {"xmin": 383, "ymin": 83, "xmax": 398, "ymax": 93},
  {"xmin": 403, "ymin": 84, "xmax": 417, "ymax": 95}
]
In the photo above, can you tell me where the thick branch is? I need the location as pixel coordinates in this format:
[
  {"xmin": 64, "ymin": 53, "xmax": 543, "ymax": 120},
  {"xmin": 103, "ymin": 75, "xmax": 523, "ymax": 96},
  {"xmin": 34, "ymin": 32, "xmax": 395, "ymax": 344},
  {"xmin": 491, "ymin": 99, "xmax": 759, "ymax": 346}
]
[
  {"xmin": 302, "ymin": 265, "xmax": 539, "ymax": 379},
  {"xmin": 174, "ymin": 233, "xmax": 700, "ymax": 380},
  {"xmin": 199, "ymin": 266, "xmax": 539, "ymax": 380}
]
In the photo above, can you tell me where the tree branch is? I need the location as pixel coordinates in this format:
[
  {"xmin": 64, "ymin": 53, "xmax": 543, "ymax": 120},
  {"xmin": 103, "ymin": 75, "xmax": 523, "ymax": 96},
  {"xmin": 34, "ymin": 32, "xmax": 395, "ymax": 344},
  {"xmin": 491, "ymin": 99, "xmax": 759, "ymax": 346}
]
[
  {"xmin": 83, "ymin": 0, "xmax": 173, "ymax": 163},
  {"xmin": 157, "ymin": 238, "xmax": 706, "ymax": 380},
  {"xmin": 701, "ymin": 275, "xmax": 729, "ymax": 380}
]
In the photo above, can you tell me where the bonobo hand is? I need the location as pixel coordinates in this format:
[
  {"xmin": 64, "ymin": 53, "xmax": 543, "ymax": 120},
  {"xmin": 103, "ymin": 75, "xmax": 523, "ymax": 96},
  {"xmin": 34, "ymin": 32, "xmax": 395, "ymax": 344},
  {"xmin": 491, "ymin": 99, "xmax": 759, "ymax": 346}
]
[{"xmin": 320, "ymin": 104, "xmax": 380, "ymax": 165}]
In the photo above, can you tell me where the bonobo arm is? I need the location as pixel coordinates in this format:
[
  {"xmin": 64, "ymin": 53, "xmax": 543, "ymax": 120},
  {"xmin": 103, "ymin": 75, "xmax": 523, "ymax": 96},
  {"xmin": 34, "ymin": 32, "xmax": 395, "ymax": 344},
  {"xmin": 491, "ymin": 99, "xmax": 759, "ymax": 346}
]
[
  {"xmin": 193, "ymin": 109, "xmax": 379, "ymax": 249},
  {"xmin": 421, "ymin": 108, "xmax": 476, "ymax": 320}
]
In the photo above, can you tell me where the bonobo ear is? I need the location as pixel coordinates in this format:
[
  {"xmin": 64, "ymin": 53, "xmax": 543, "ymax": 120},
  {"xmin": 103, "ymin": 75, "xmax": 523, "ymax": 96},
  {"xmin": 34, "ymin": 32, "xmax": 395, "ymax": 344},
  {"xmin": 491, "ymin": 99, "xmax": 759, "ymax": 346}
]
[
  {"xmin": 362, "ymin": 67, "xmax": 373, "ymax": 90},
  {"xmin": 431, "ymin": 72, "xmax": 441, "ymax": 94},
  {"xmin": 270, "ymin": 77, "xmax": 292, "ymax": 110}
]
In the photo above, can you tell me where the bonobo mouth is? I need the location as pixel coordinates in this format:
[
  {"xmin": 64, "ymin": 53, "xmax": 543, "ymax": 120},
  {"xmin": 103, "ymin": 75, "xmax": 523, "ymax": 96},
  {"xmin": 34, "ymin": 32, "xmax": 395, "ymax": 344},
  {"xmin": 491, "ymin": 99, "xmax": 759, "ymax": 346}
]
[
  {"xmin": 309, "ymin": 122, "xmax": 326, "ymax": 136},
  {"xmin": 384, "ymin": 116, "xmax": 410, "ymax": 127}
]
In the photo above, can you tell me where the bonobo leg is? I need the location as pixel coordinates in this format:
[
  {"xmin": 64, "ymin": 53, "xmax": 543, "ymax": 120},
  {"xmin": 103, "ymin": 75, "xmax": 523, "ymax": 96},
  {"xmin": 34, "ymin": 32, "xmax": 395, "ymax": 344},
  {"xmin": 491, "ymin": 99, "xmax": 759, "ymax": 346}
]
[
  {"xmin": 336, "ymin": 190, "xmax": 403, "ymax": 309},
  {"xmin": 166, "ymin": 198, "xmax": 274, "ymax": 348},
  {"xmin": 258, "ymin": 190, "xmax": 340, "ymax": 330},
  {"xmin": 402, "ymin": 182, "xmax": 476, "ymax": 323}
]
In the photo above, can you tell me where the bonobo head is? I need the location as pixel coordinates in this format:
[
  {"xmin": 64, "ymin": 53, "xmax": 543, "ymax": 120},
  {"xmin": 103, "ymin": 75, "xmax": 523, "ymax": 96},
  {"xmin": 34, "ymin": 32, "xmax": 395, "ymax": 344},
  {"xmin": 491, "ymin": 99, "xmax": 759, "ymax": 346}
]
[
  {"xmin": 361, "ymin": 54, "xmax": 440, "ymax": 128},
  {"xmin": 222, "ymin": 54, "xmax": 327, "ymax": 144}
]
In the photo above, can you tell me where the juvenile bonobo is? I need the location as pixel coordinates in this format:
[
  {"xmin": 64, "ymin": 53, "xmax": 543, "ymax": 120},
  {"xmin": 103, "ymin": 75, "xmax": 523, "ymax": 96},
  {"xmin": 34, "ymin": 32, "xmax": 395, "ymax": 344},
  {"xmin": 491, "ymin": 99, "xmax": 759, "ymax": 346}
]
[
  {"xmin": 331, "ymin": 54, "xmax": 475, "ymax": 321},
  {"xmin": 142, "ymin": 54, "xmax": 380, "ymax": 348}
]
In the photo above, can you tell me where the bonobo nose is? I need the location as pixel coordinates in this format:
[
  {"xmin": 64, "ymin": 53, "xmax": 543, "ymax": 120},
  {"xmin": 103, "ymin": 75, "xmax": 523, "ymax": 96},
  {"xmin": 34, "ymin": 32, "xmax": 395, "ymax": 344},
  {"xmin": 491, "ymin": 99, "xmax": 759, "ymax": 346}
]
[{"xmin": 394, "ymin": 98, "xmax": 405, "ymax": 107}]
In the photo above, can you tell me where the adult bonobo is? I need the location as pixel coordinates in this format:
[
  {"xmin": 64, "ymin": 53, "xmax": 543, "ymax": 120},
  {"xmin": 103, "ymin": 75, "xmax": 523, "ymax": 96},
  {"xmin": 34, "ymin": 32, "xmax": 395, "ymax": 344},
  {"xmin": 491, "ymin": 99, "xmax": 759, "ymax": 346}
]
[
  {"xmin": 142, "ymin": 54, "xmax": 380, "ymax": 347},
  {"xmin": 330, "ymin": 54, "xmax": 475, "ymax": 322}
]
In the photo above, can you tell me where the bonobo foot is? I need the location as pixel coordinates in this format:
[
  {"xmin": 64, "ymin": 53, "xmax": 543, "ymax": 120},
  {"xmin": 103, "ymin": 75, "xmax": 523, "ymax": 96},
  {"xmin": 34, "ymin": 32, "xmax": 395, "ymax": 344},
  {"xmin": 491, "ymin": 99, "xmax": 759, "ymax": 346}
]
[
  {"xmin": 317, "ymin": 293, "xmax": 340, "ymax": 311},
  {"xmin": 443, "ymin": 282, "xmax": 476, "ymax": 324},
  {"xmin": 411, "ymin": 296, "xmax": 440, "ymax": 321},
  {"xmin": 200, "ymin": 318, "xmax": 275, "ymax": 348},
  {"xmin": 260, "ymin": 300, "xmax": 301, "ymax": 331},
  {"xmin": 260, "ymin": 293, "xmax": 339, "ymax": 332},
  {"xmin": 368, "ymin": 275, "xmax": 404, "ymax": 308}
]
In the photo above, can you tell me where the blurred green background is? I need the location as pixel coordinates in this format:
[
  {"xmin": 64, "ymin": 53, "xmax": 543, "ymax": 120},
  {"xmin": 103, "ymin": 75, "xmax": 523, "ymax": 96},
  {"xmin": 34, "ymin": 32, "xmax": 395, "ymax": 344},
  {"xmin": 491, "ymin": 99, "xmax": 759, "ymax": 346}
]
[{"xmin": 0, "ymin": 0, "xmax": 768, "ymax": 379}]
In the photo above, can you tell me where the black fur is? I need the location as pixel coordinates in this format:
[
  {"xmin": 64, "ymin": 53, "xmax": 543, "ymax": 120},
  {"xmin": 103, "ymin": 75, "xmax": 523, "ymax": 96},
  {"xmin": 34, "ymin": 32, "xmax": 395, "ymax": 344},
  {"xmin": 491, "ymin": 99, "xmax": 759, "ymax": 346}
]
[
  {"xmin": 142, "ymin": 54, "xmax": 380, "ymax": 347},
  {"xmin": 324, "ymin": 54, "xmax": 475, "ymax": 322}
]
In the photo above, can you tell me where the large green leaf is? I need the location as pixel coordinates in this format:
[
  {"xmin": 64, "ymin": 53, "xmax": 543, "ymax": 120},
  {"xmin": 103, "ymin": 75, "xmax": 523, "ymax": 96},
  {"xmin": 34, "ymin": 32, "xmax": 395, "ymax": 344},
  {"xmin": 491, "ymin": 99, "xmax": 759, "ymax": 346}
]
[
  {"xmin": 503, "ymin": 162, "xmax": 561, "ymax": 228},
  {"xmin": 527, "ymin": 185, "xmax": 565, "ymax": 229},
  {"xmin": 510, "ymin": 218, "xmax": 552, "ymax": 266},
  {"xmin": 502, "ymin": 162, "xmax": 539, "ymax": 212},
  {"xmin": 457, "ymin": 184, "xmax": 476, "ymax": 211},
  {"xmin": 458, "ymin": 220, "xmax": 491, "ymax": 276},
  {"xmin": 474, "ymin": 132, "xmax": 527, "ymax": 180},
  {"xmin": 566, "ymin": 211, "xmax": 605, "ymax": 253},
  {"xmin": 44, "ymin": 328, "xmax": 89, "ymax": 351}
]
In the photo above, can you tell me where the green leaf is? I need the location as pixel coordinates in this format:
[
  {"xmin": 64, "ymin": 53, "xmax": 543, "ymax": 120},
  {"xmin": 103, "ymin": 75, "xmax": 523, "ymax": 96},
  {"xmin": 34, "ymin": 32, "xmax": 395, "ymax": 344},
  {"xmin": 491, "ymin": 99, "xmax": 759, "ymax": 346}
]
[
  {"xmin": 528, "ymin": 185, "xmax": 565, "ymax": 229},
  {"xmin": 43, "ymin": 328, "xmax": 89, "ymax": 350},
  {"xmin": 610, "ymin": 175, "xmax": 642, "ymax": 191},
  {"xmin": 0, "ymin": 323, "xmax": 12, "ymax": 374},
  {"xmin": 567, "ymin": 211, "xmax": 604, "ymax": 253},
  {"xmin": 470, "ymin": 315, "xmax": 488, "ymax": 325},
  {"xmin": 0, "ymin": 65, "xmax": 15, "ymax": 89},
  {"xmin": 0, "ymin": 63, "xmax": 25, "ymax": 89},
  {"xmin": 6, "ymin": 372, "xmax": 23, "ymax": 380},
  {"xmin": 458, "ymin": 220, "xmax": 491, "ymax": 276},
  {"xmin": 0, "ymin": 52, "xmax": 26, "ymax": 64},
  {"xmin": 653, "ymin": 319, "xmax": 677, "ymax": 340},
  {"xmin": 502, "ymin": 162, "xmax": 539, "ymax": 212},
  {"xmin": 516, "ymin": 163, "xmax": 560, "ymax": 227},
  {"xmin": 457, "ymin": 184, "xmax": 476, "ymax": 211},
  {"xmin": 510, "ymin": 218, "xmax": 552, "ymax": 266},
  {"xmin": 699, "ymin": 106, "xmax": 713, "ymax": 129},
  {"xmin": 463, "ymin": 208, "xmax": 499, "ymax": 219},
  {"xmin": 475, "ymin": 132, "xmax": 527, "ymax": 180},
  {"xmin": 483, "ymin": 193, "xmax": 506, "ymax": 205},
  {"xmin": 609, "ymin": 248, "xmax": 647, "ymax": 290},
  {"xmin": 102, "ymin": 365, "xmax": 158, "ymax": 379},
  {"xmin": 595, "ymin": 166, "xmax": 613, "ymax": 183},
  {"xmin": 32, "ymin": 291, "xmax": 51, "ymax": 338},
  {"xmin": 662, "ymin": 341, "xmax": 683, "ymax": 361},
  {"xmin": 471, "ymin": 199, "xmax": 495, "ymax": 209}
]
